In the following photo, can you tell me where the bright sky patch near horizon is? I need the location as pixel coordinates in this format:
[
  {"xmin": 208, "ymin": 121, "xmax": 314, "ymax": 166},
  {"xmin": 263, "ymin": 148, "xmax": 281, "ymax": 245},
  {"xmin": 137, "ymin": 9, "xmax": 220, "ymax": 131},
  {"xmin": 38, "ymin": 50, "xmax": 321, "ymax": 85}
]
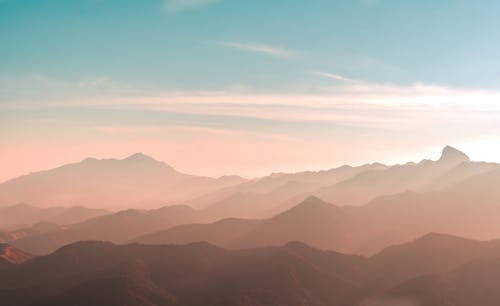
[{"xmin": 2, "ymin": 0, "xmax": 500, "ymax": 182}]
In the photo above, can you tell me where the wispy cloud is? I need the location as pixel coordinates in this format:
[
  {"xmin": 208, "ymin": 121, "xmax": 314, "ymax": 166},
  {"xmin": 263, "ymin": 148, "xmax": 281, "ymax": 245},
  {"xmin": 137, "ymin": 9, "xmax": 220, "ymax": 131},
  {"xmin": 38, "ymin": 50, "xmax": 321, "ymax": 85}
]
[
  {"xmin": 313, "ymin": 71, "xmax": 362, "ymax": 83},
  {"xmin": 164, "ymin": 0, "xmax": 219, "ymax": 13},
  {"xmin": 211, "ymin": 41, "xmax": 296, "ymax": 57}
]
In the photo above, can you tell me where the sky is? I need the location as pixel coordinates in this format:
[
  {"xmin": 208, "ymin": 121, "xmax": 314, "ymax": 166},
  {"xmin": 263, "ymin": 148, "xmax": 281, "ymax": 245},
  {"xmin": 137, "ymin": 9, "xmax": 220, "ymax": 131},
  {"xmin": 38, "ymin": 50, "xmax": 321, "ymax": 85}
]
[{"xmin": 2, "ymin": 0, "xmax": 500, "ymax": 181}]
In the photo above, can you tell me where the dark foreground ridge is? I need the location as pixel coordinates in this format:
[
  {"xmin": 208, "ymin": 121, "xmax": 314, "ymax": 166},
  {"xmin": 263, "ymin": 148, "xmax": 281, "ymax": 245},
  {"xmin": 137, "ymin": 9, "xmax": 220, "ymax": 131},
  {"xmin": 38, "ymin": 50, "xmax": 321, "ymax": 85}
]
[{"xmin": 2, "ymin": 233, "xmax": 500, "ymax": 306}]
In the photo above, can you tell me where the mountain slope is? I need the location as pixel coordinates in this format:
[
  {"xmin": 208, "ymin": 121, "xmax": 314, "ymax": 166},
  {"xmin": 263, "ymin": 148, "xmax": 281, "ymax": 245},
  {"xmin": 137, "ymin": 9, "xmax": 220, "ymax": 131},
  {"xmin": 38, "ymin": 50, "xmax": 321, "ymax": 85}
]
[
  {"xmin": 370, "ymin": 255, "xmax": 500, "ymax": 306},
  {"xmin": 0, "ymin": 241, "xmax": 365, "ymax": 306},
  {"xmin": 186, "ymin": 163, "xmax": 387, "ymax": 219},
  {"xmin": 0, "ymin": 243, "xmax": 33, "ymax": 265},
  {"xmin": 350, "ymin": 167, "xmax": 500, "ymax": 254},
  {"xmin": 136, "ymin": 196, "xmax": 357, "ymax": 254},
  {"xmin": 137, "ymin": 164, "xmax": 500, "ymax": 256},
  {"xmin": 230, "ymin": 196, "xmax": 355, "ymax": 253},
  {"xmin": 11, "ymin": 205, "xmax": 200, "ymax": 255},
  {"xmin": 6, "ymin": 234, "xmax": 500, "ymax": 306},
  {"xmin": 133, "ymin": 218, "xmax": 260, "ymax": 246},
  {"xmin": 0, "ymin": 203, "xmax": 109, "ymax": 228}
]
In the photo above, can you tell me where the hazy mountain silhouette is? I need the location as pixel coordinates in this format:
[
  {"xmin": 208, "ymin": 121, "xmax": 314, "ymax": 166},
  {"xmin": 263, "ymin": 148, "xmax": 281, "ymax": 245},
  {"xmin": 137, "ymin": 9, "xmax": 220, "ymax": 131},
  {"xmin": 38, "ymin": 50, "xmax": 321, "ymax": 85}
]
[
  {"xmin": 0, "ymin": 153, "xmax": 245, "ymax": 209},
  {"xmin": 11, "ymin": 205, "xmax": 200, "ymax": 255},
  {"xmin": 351, "ymin": 166, "xmax": 500, "ymax": 254},
  {"xmin": 187, "ymin": 163, "xmax": 387, "ymax": 220},
  {"xmin": 135, "ymin": 164, "xmax": 500, "ymax": 256},
  {"xmin": 0, "ymin": 222, "xmax": 62, "ymax": 244},
  {"xmin": 314, "ymin": 146, "xmax": 496, "ymax": 206},
  {"xmin": 16, "ymin": 152, "xmax": 499, "ymax": 256},
  {"xmin": 184, "ymin": 146, "xmax": 499, "ymax": 221},
  {"xmin": 134, "ymin": 218, "xmax": 260, "ymax": 247},
  {"xmin": 0, "ymin": 203, "xmax": 109, "ymax": 228},
  {"xmin": 135, "ymin": 196, "xmax": 356, "ymax": 253}
]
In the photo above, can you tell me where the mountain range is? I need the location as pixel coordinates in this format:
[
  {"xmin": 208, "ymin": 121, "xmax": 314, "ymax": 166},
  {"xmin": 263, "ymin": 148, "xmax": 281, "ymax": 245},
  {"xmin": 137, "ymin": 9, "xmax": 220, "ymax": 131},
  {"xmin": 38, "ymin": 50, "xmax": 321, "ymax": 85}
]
[
  {"xmin": 2, "ymin": 233, "xmax": 500, "ymax": 305},
  {"xmin": 9, "ymin": 204, "xmax": 200, "ymax": 255},
  {"xmin": 6, "ymin": 146, "xmax": 500, "ymax": 257}
]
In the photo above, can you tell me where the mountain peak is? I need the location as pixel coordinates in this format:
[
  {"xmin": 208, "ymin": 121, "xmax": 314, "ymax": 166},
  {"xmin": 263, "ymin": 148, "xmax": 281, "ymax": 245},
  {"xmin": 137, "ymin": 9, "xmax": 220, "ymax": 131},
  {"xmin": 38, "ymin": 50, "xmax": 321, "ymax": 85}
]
[
  {"xmin": 295, "ymin": 196, "xmax": 335, "ymax": 210},
  {"xmin": 124, "ymin": 152, "xmax": 155, "ymax": 161},
  {"xmin": 439, "ymin": 146, "xmax": 469, "ymax": 163},
  {"xmin": 121, "ymin": 153, "xmax": 177, "ymax": 172}
]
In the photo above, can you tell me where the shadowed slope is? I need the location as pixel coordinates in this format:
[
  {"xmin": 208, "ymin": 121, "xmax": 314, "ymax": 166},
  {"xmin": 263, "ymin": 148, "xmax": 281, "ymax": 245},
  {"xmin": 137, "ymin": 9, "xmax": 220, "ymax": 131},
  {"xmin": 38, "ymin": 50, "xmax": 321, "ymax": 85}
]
[
  {"xmin": 11, "ymin": 205, "xmax": 200, "ymax": 255},
  {"xmin": 0, "ymin": 241, "xmax": 366, "ymax": 306},
  {"xmin": 136, "ymin": 196, "xmax": 356, "ymax": 254},
  {"xmin": 0, "ymin": 243, "xmax": 33, "ymax": 265}
]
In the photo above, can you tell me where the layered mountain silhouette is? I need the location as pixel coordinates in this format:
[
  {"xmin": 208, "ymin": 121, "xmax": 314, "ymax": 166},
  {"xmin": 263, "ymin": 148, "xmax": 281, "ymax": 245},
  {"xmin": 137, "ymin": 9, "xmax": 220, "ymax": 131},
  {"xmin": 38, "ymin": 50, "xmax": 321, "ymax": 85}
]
[
  {"xmin": 9, "ymin": 146, "xmax": 500, "ymax": 257},
  {"xmin": 135, "ymin": 164, "xmax": 500, "ymax": 255},
  {"xmin": 2, "ymin": 145, "xmax": 500, "ymax": 305},
  {"xmin": 0, "ymin": 203, "xmax": 109, "ymax": 228},
  {"xmin": 362, "ymin": 234, "xmax": 500, "ymax": 306},
  {"xmin": 135, "ymin": 196, "xmax": 357, "ymax": 253},
  {"xmin": 0, "ymin": 153, "xmax": 245, "ymax": 209},
  {"xmin": 3, "ymin": 233, "xmax": 500, "ymax": 306},
  {"xmin": 0, "ymin": 222, "xmax": 62, "ymax": 244},
  {"xmin": 11, "ymin": 205, "xmax": 201, "ymax": 255},
  {"xmin": 187, "ymin": 163, "xmax": 387, "ymax": 219},
  {"xmin": 183, "ymin": 146, "xmax": 499, "ymax": 220},
  {"xmin": 314, "ymin": 146, "xmax": 485, "ymax": 206}
]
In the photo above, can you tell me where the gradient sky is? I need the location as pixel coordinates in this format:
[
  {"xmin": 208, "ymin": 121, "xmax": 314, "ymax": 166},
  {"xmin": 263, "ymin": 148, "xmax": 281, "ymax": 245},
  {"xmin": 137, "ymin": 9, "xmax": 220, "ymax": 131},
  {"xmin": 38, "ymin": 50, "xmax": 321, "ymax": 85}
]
[{"xmin": 2, "ymin": 0, "xmax": 500, "ymax": 181}]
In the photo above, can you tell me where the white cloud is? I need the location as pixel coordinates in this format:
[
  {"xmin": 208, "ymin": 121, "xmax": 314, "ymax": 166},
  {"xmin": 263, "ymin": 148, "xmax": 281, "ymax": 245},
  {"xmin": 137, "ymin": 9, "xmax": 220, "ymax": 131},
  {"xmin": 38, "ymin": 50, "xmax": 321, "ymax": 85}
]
[
  {"xmin": 164, "ymin": 0, "xmax": 219, "ymax": 13},
  {"xmin": 211, "ymin": 41, "xmax": 296, "ymax": 57},
  {"xmin": 313, "ymin": 71, "xmax": 362, "ymax": 83}
]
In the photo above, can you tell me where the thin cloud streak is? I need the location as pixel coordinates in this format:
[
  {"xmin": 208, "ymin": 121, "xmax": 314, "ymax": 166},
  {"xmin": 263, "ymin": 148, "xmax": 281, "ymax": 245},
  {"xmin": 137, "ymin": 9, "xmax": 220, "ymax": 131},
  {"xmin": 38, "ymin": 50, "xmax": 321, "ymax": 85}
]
[
  {"xmin": 313, "ymin": 71, "xmax": 363, "ymax": 83},
  {"xmin": 211, "ymin": 41, "xmax": 296, "ymax": 57}
]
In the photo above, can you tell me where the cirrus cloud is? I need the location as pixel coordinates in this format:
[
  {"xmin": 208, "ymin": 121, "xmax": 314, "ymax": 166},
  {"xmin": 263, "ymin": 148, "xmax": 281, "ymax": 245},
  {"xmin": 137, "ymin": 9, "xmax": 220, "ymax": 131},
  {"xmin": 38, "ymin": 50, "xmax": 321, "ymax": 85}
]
[{"xmin": 210, "ymin": 41, "xmax": 297, "ymax": 58}]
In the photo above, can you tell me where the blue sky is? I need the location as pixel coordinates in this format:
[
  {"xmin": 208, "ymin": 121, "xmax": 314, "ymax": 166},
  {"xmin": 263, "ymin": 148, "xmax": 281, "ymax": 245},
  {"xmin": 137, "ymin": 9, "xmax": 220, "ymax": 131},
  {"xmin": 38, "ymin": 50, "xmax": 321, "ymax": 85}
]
[
  {"xmin": 2, "ymin": 0, "xmax": 500, "ymax": 180},
  {"xmin": 3, "ymin": 0, "xmax": 500, "ymax": 89}
]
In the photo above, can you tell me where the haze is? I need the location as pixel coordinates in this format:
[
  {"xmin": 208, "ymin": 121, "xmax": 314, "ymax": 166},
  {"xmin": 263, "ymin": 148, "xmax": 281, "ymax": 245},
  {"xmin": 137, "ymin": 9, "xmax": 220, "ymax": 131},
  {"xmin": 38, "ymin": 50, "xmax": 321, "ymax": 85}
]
[{"xmin": 2, "ymin": 1, "xmax": 500, "ymax": 306}]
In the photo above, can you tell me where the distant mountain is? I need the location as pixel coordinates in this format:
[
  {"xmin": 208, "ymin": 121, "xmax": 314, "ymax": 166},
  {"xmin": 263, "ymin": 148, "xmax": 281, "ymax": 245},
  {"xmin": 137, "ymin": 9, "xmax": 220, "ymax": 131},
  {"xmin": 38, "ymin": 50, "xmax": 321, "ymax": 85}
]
[
  {"xmin": 0, "ymin": 153, "xmax": 246, "ymax": 209},
  {"xmin": 0, "ymin": 222, "xmax": 62, "ymax": 243},
  {"xmin": 183, "ymin": 146, "xmax": 499, "ymax": 221},
  {"xmin": 186, "ymin": 163, "xmax": 387, "ymax": 220},
  {"xmin": 314, "ymin": 146, "xmax": 491, "ymax": 206},
  {"xmin": 135, "ymin": 164, "xmax": 500, "ymax": 255},
  {"xmin": 351, "ymin": 166, "xmax": 500, "ymax": 254},
  {"xmin": 229, "ymin": 196, "xmax": 356, "ymax": 252},
  {"xmin": 4, "ymin": 233, "xmax": 500, "ymax": 306},
  {"xmin": 7, "ymin": 146, "xmax": 500, "ymax": 256},
  {"xmin": 0, "ymin": 203, "xmax": 110, "ymax": 228},
  {"xmin": 135, "ymin": 196, "xmax": 356, "ymax": 253},
  {"xmin": 11, "ymin": 205, "xmax": 201, "ymax": 255},
  {"xmin": 134, "ymin": 218, "xmax": 260, "ymax": 247}
]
